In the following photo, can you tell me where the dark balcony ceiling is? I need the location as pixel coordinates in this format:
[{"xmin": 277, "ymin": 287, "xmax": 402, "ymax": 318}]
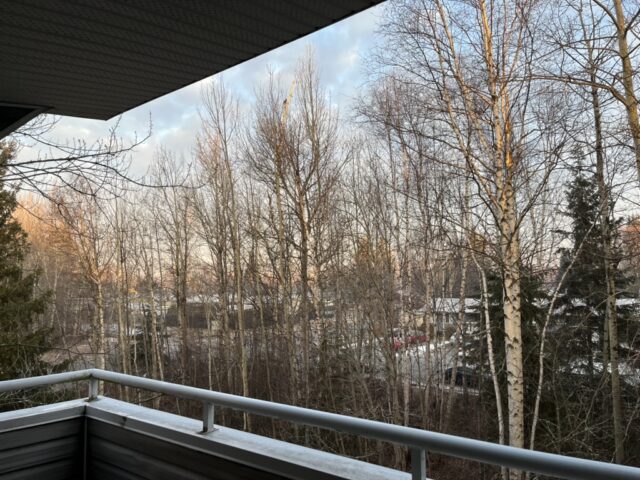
[{"xmin": 0, "ymin": 0, "xmax": 382, "ymax": 137}]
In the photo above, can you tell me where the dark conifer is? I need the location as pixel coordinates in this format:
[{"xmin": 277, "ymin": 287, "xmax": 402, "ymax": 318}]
[{"xmin": 0, "ymin": 142, "xmax": 50, "ymax": 381}]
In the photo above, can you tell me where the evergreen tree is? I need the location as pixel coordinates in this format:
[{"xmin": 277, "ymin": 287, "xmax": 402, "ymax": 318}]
[
  {"xmin": 548, "ymin": 165, "xmax": 635, "ymax": 457},
  {"xmin": 0, "ymin": 142, "xmax": 51, "ymax": 381},
  {"xmin": 555, "ymin": 165, "xmax": 631, "ymax": 377}
]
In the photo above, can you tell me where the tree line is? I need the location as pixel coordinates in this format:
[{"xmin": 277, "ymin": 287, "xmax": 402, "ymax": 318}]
[{"xmin": 1, "ymin": 1, "xmax": 640, "ymax": 478}]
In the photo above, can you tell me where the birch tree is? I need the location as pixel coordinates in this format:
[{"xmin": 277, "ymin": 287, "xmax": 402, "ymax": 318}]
[
  {"xmin": 375, "ymin": 4, "xmax": 568, "ymax": 477},
  {"xmin": 198, "ymin": 81, "xmax": 251, "ymax": 429},
  {"xmin": 53, "ymin": 181, "xmax": 115, "ymax": 376},
  {"xmin": 151, "ymin": 152, "xmax": 193, "ymax": 382}
]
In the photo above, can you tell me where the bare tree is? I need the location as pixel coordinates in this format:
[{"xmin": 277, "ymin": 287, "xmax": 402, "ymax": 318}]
[
  {"xmin": 198, "ymin": 81, "xmax": 251, "ymax": 429},
  {"xmin": 151, "ymin": 152, "xmax": 193, "ymax": 383},
  {"xmin": 53, "ymin": 180, "xmax": 116, "ymax": 379},
  {"xmin": 8, "ymin": 116, "xmax": 151, "ymax": 199}
]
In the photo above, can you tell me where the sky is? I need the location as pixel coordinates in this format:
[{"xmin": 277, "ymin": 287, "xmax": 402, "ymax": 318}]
[{"xmin": 14, "ymin": 4, "xmax": 386, "ymax": 176}]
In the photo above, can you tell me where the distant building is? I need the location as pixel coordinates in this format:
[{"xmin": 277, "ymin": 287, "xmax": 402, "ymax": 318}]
[{"xmin": 400, "ymin": 297, "xmax": 481, "ymax": 336}]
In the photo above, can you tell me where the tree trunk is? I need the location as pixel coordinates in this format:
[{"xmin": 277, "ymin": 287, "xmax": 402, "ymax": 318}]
[
  {"xmin": 177, "ymin": 246, "xmax": 189, "ymax": 383},
  {"xmin": 295, "ymin": 172, "xmax": 311, "ymax": 410},
  {"xmin": 500, "ymin": 179, "xmax": 525, "ymax": 455},
  {"xmin": 422, "ymin": 276, "xmax": 433, "ymax": 430},
  {"xmin": 95, "ymin": 280, "xmax": 106, "ymax": 395},
  {"xmin": 116, "ymin": 220, "xmax": 129, "ymax": 400},
  {"xmin": 443, "ymin": 244, "xmax": 467, "ymax": 431},
  {"xmin": 591, "ymin": 72, "xmax": 625, "ymax": 463},
  {"xmin": 155, "ymin": 226, "xmax": 169, "ymax": 371},
  {"xmin": 607, "ymin": 289, "xmax": 625, "ymax": 463},
  {"xmin": 146, "ymin": 272, "xmax": 163, "ymax": 381},
  {"xmin": 479, "ymin": 2, "xmax": 525, "ymax": 466},
  {"xmin": 231, "ymin": 215, "xmax": 250, "ymax": 430},
  {"xmin": 223, "ymin": 143, "xmax": 251, "ymax": 431},
  {"xmin": 275, "ymin": 140, "xmax": 296, "ymax": 409},
  {"xmin": 612, "ymin": 0, "xmax": 640, "ymax": 186},
  {"xmin": 473, "ymin": 251, "xmax": 507, "ymax": 480}
]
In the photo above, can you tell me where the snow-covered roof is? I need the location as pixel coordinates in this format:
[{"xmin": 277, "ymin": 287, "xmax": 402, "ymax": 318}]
[{"xmin": 415, "ymin": 298, "xmax": 481, "ymax": 315}]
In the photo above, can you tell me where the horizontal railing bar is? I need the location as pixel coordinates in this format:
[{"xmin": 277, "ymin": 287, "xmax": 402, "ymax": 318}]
[
  {"xmin": 0, "ymin": 369, "xmax": 92, "ymax": 392},
  {"xmin": 0, "ymin": 369, "xmax": 637, "ymax": 480}
]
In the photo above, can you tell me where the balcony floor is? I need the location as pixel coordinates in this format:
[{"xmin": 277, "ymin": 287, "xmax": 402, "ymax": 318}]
[{"xmin": 0, "ymin": 397, "xmax": 410, "ymax": 480}]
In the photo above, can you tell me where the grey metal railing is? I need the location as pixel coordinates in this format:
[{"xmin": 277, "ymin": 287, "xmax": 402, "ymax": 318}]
[{"xmin": 0, "ymin": 369, "xmax": 638, "ymax": 480}]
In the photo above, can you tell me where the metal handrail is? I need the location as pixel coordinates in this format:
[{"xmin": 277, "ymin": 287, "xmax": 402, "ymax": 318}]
[{"xmin": 0, "ymin": 369, "xmax": 638, "ymax": 480}]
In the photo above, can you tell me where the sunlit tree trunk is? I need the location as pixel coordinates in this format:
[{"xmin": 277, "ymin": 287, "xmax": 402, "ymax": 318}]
[
  {"xmin": 479, "ymin": 1, "xmax": 525, "ymax": 467},
  {"xmin": 611, "ymin": 0, "xmax": 640, "ymax": 186}
]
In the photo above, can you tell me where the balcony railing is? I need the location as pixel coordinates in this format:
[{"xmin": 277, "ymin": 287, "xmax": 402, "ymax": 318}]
[{"xmin": 0, "ymin": 369, "xmax": 637, "ymax": 480}]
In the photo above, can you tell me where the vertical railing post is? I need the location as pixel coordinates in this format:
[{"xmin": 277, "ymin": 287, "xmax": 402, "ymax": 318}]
[
  {"xmin": 202, "ymin": 402, "xmax": 215, "ymax": 433},
  {"xmin": 411, "ymin": 447, "xmax": 426, "ymax": 480},
  {"xmin": 87, "ymin": 377, "xmax": 99, "ymax": 401}
]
